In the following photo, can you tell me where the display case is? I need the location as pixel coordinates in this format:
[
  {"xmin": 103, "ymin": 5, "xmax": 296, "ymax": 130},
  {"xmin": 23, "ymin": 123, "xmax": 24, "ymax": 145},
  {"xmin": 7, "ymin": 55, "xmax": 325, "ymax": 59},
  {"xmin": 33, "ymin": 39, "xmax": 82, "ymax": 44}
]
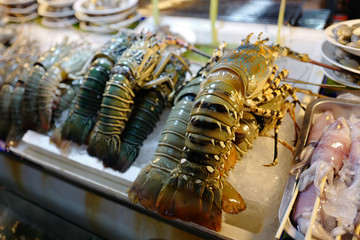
[{"xmin": 0, "ymin": 15, "xmax": 329, "ymax": 239}]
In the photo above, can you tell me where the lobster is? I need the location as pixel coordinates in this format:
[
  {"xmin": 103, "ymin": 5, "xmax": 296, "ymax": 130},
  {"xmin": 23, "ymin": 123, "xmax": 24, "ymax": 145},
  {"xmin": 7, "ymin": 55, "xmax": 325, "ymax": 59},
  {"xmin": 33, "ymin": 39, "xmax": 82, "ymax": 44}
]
[
  {"xmin": 0, "ymin": 63, "xmax": 32, "ymax": 141},
  {"xmin": 128, "ymin": 43, "xmax": 231, "ymax": 211},
  {"xmin": 57, "ymin": 31, "xmax": 136, "ymax": 145},
  {"xmin": 22, "ymin": 38, "xmax": 75, "ymax": 131},
  {"xmin": 37, "ymin": 47, "xmax": 93, "ymax": 131},
  {"xmin": 6, "ymin": 79, "xmax": 27, "ymax": 147},
  {"xmin": 52, "ymin": 82, "xmax": 78, "ymax": 127},
  {"xmin": 112, "ymin": 53, "xmax": 190, "ymax": 172},
  {"xmin": 143, "ymin": 33, "xmax": 309, "ymax": 231},
  {"xmin": 87, "ymin": 33, "xmax": 193, "ymax": 168}
]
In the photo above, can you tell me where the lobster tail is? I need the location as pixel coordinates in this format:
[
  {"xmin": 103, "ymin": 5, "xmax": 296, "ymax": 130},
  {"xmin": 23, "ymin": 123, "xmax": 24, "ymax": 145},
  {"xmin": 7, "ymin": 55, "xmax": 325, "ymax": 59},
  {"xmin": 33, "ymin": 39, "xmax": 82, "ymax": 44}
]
[
  {"xmin": 156, "ymin": 69, "xmax": 246, "ymax": 231},
  {"xmin": 128, "ymin": 162, "xmax": 170, "ymax": 211},
  {"xmin": 156, "ymin": 161, "xmax": 223, "ymax": 231},
  {"xmin": 60, "ymin": 57, "xmax": 113, "ymax": 144},
  {"xmin": 58, "ymin": 32, "xmax": 134, "ymax": 145},
  {"xmin": 87, "ymin": 69, "xmax": 135, "ymax": 164},
  {"xmin": 6, "ymin": 81, "xmax": 26, "ymax": 147},
  {"xmin": 116, "ymin": 88, "xmax": 165, "ymax": 171},
  {"xmin": 22, "ymin": 64, "xmax": 46, "ymax": 131},
  {"xmin": 38, "ymin": 67, "xmax": 61, "ymax": 131},
  {"xmin": 87, "ymin": 130, "xmax": 122, "ymax": 164},
  {"xmin": 0, "ymin": 83, "xmax": 14, "ymax": 140},
  {"xmin": 128, "ymin": 74, "xmax": 203, "ymax": 208}
]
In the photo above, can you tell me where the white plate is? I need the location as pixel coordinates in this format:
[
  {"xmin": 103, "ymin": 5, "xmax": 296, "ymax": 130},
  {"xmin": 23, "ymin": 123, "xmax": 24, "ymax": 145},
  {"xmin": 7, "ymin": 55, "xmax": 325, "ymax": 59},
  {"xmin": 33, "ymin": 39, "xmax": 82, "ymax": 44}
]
[
  {"xmin": 41, "ymin": 16, "xmax": 78, "ymax": 27},
  {"xmin": 37, "ymin": 0, "xmax": 75, "ymax": 7},
  {"xmin": 325, "ymin": 19, "xmax": 360, "ymax": 57},
  {"xmin": 79, "ymin": 12, "xmax": 141, "ymax": 33},
  {"xmin": 4, "ymin": 11, "xmax": 38, "ymax": 22},
  {"xmin": 74, "ymin": 5, "xmax": 137, "ymax": 24},
  {"xmin": 322, "ymin": 58, "xmax": 360, "ymax": 89},
  {"xmin": 73, "ymin": 0, "xmax": 138, "ymax": 15},
  {"xmin": 321, "ymin": 40, "xmax": 360, "ymax": 75},
  {"xmin": 0, "ymin": 2, "xmax": 38, "ymax": 14},
  {"xmin": 38, "ymin": 4, "xmax": 74, "ymax": 17},
  {"xmin": 0, "ymin": 0, "xmax": 35, "ymax": 5}
]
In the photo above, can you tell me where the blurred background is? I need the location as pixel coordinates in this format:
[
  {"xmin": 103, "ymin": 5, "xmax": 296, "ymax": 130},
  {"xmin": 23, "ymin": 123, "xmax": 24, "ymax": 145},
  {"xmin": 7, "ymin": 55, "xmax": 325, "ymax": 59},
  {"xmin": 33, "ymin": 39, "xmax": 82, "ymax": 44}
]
[{"xmin": 137, "ymin": 0, "xmax": 360, "ymax": 29}]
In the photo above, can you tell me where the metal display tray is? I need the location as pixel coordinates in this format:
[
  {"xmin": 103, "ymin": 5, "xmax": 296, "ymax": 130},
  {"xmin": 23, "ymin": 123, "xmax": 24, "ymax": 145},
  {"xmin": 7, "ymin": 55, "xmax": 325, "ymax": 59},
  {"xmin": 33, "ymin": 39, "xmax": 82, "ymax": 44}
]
[{"xmin": 277, "ymin": 97, "xmax": 360, "ymax": 240}]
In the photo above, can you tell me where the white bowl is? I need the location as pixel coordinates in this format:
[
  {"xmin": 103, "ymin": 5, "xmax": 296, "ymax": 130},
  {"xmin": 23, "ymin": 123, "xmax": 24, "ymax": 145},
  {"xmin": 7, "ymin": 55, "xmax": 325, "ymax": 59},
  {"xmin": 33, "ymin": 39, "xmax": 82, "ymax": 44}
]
[
  {"xmin": 4, "ymin": 11, "xmax": 38, "ymax": 22},
  {"xmin": 41, "ymin": 16, "xmax": 78, "ymax": 27},
  {"xmin": 0, "ymin": 2, "xmax": 38, "ymax": 14},
  {"xmin": 0, "ymin": 0, "xmax": 35, "ymax": 5},
  {"xmin": 73, "ymin": 0, "xmax": 138, "ymax": 16},
  {"xmin": 38, "ymin": 4, "xmax": 74, "ymax": 17},
  {"xmin": 37, "ymin": 0, "xmax": 75, "ymax": 7},
  {"xmin": 79, "ymin": 12, "xmax": 141, "ymax": 33},
  {"xmin": 74, "ymin": 5, "xmax": 136, "ymax": 25},
  {"xmin": 321, "ymin": 58, "xmax": 360, "ymax": 89},
  {"xmin": 325, "ymin": 19, "xmax": 360, "ymax": 57},
  {"xmin": 321, "ymin": 40, "xmax": 360, "ymax": 75}
]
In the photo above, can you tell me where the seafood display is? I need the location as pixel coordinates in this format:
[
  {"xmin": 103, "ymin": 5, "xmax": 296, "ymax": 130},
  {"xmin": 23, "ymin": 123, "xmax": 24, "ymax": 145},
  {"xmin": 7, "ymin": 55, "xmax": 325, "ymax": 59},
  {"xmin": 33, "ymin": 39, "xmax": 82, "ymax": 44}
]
[
  {"xmin": 129, "ymin": 33, "xmax": 315, "ymax": 232},
  {"xmin": 295, "ymin": 116, "xmax": 352, "ymax": 239},
  {"xmin": 334, "ymin": 23, "xmax": 360, "ymax": 48},
  {"xmin": 5, "ymin": 64, "xmax": 33, "ymax": 147},
  {"xmin": 334, "ymin": 47, "xmax": 360, "ymax": 71},
  {"xmin": 115, "ymin": 53, "xmax": 190, "ymax": 172},
  {"xmin": 1, "ymin": 15, "xmax": 350, "ymax": 239},
  {"xmin": 87, "ymin": 33, "xmax": 192, "ymax": 170},
  {"xmin": 22, "ymin": 38, "xmax": 76, "ymax": 131},
  {"xmin": 0, "ymin": 34, "xmax": 38, "ymax": 142},
  {"xmin": 37, "ymin": 46, "xmax": 93, "ymax": 131},
  {"xmin": 56, "ymin": 31, "xmax": 135, "ymax": 145},
  {"xmin": 279, "ymin": 98, "xmax": 360, "ymax": 240},
  {"xmin": 129, "ymin": 43, "xmax": 226, "ymax": 212}
]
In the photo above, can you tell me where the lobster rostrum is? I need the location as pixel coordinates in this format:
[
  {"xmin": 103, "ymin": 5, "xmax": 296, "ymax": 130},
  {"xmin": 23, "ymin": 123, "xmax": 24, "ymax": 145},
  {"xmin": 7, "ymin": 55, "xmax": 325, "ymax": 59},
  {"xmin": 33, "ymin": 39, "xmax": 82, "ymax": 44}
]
[
  {"xmin": 111, "ymin": 52, "xmax": 190, "ymax": 172},
  {"xmin": 87, "ymin": 33, "xmax": 193, "ymax": 168},
  {"xmin": 154, "ymin": 33, "xmax": 308, "ymax": 231},
  {"xmin": 57, "ymin": 31, "xmax": 136, "ymax": 145},
  {"xmin": 37, "ymin": 46, "xmax": 93, "ymax": 131}
]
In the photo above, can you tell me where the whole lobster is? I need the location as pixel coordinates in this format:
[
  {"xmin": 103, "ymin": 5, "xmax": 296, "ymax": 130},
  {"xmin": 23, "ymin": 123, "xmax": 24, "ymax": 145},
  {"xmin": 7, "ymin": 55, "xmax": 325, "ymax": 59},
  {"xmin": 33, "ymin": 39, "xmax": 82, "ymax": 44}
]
[
  {"xmin": 130, "ymin": 33, "xmax": 310, "ymax": 231},
  {"xmin": 57, "ymin": 31, "xmax": 136, "ymax": 145},
  {"xmin": 112, "ymin": 53, "xmax": 190, "ymax": 172},
  {"xmin": 22, "ymin": 38, "xmax": 75, "ymax": 131},
  {"xmin": 128, "ymin": 43, "xmax": 242, "ymax": 212},
  {"xmin": 87, "ymin": 33, "xmax": 192, "ymax": 168},
  {"xmin": 37, "ymin": 47, "xmax": 93, "ymax": 131}
]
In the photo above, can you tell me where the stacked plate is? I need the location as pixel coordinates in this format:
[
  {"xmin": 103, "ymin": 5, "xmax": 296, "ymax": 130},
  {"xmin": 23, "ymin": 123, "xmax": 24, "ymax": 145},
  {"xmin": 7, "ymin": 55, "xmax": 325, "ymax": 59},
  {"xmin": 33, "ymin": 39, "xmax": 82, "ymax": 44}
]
[
  {"xmin": 321, "ymin": 19, "xmax": 360, "ymax": 88},
  {"xmin": 73, "ymin": 0, "xmax": 141, "ymax": 33},
  {"xmin": 37, "ymin": 0, "xmax": 78, "ymax": 28},
  {"xmin": 0, "ymin": 0, "xmax": 38, "ymax": 22}
]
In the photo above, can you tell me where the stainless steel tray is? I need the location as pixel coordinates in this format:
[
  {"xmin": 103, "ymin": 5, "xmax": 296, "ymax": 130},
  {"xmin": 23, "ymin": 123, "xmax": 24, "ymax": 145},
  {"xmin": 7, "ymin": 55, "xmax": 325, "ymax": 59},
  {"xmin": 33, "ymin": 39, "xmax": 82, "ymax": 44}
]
[{"xmin": 277, "ymin": 97, "xmax": 360, "ymax": 240}]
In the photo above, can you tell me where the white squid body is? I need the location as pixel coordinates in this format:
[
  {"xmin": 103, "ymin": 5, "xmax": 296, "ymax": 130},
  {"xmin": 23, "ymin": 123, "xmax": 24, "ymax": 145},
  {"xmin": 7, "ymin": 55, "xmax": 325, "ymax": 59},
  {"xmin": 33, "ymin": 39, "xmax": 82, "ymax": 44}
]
[
  {"xmin": 294, "ymin": 117, "xmax": 352, "ymax": 239},
  {"xmin": 323, "ymin": 119, "xmax": 360, "ymax": 237},
  {"xmin": 299, "ymin": 117, "xmax": 351, "ymax": 192}
]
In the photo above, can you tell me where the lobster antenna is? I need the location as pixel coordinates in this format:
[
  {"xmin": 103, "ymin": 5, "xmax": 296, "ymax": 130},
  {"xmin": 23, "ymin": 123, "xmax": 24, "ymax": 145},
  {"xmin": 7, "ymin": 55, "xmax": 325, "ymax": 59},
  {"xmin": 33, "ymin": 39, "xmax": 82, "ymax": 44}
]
[{"xmin": 188, "ymin": 45, "xmax": 211, "ymax": 59}]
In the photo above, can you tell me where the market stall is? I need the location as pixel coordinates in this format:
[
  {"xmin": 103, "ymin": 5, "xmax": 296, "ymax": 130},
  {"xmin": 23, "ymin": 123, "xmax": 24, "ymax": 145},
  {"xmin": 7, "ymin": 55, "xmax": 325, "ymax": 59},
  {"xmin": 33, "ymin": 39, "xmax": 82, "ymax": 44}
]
[{"xmin": 0, "ymin": 0, "xmax": 359, "ymax": 239}]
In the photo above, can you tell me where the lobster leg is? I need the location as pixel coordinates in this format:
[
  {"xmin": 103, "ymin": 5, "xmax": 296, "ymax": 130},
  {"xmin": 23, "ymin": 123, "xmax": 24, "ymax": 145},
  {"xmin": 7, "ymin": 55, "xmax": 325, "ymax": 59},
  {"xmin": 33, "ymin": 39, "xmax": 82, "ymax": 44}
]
[
  {"xmin": 143, "ymin": 52, "xmax": 191, "ymax": 88},
  {"xmin": 262, "ymin": 65, "xmax": 278, "ymax": 94},
  {"xmin": 263, "ymin": 101, "xmax": 296, "ymax": 167},
  {"xmin": 247, "ymin": 69, "xmax": 288, "ymax": 106}
]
